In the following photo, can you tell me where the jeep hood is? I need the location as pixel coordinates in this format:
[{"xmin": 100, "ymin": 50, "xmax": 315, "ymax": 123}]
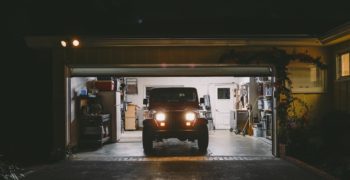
[{"xmin": 149, "ymin": 102, "xmax": 199, "ymax": 111}]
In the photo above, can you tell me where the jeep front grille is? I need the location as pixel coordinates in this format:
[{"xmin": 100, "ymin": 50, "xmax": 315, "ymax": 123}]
[{"xmin": 165, "ymin": 111, "xmax": 187, "ymax": 129}]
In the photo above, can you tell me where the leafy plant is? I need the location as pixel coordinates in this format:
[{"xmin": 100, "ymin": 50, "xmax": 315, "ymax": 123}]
[
  {"xmin": 219, "ymin": 48, "xmax": 326, "ymax": 144},
  {"xmin": 0, "ymin": 160, "xmax": 25, "ymax": 180}
]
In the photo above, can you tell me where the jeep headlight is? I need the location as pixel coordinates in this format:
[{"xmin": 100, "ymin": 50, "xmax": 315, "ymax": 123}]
[
  {"xmin": 185, "ymin": 112, "xmax": 196, "ymax": 121},
  {"xmin": 155, "ymin": 112, "xmax": 166, "ymax": 121}
]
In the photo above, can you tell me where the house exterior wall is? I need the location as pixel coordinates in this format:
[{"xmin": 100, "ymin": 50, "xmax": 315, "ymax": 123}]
[
  {"xmin": 62, "ymin": 46, "xmax": 329, "ymax": 66},
  {"xmin": 330, "ymin": 40, "xmax": 350, "ymax": 113}
]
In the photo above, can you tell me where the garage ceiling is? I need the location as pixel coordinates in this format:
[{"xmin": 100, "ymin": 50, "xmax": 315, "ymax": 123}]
[{"xmin": 70, "ymin": 65, "xmax": 273, "ymax": 77}]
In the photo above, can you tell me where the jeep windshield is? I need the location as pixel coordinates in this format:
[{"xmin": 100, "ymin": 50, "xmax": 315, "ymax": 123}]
[{"xmin": 150, "ymin": 88, "xmax": 197, "ymax": 103}]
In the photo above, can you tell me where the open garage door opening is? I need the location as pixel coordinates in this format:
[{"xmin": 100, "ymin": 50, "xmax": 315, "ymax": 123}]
[{"xmin": 66, "ymin": 65, "xmax": 276, "ymax": 160}]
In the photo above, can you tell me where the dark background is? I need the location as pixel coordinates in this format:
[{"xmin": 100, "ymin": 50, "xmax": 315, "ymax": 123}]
[
  {"xmin": 2, "ymin": 0, "xmax": 350, "ymax": 163},
  {"xmin": 5, "ymin": 0, "xmax": 350, "ymax": 36}
]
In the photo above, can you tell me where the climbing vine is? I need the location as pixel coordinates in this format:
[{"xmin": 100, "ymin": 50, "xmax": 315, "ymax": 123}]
[{"xmin": 219, "ymin": 48, "xmax": 327, "ymax": 143}]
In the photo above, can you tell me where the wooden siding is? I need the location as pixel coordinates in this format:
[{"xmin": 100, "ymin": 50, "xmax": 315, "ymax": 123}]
[
  {"xmin": 60, "ymin": 46, "xmax": 329, "ymax": 65},
  {"xmin": 335, "ymin": 80, "xmax": 350, "ymax": 113},
  {"xmin": 331, "ymin": 40, "xmax": 350, "ymax": 113}
]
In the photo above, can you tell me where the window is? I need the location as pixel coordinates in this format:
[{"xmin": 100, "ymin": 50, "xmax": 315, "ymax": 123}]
[
  {"xmin": 145, "ymin": 85, "xmax": 184, "ymax": 98},
  {"xmin": 218, "ymin": 88, "xmax": 230, "ymax": 99},
  {"xmin": 150, "ymin": 88, "xmax": 197, "ymax": 103},
  {"xmin": 288, "ymin": 63, "xmax": 326, "ymax": 93},
  {"xmin": 338, "ymin": 52, "xmax": 350, "ymax": 79}
]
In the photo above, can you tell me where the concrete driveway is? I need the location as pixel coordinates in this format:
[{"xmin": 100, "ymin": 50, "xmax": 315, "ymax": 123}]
[
  {"xmin": 23, "ymin": 130, "xmax": 330, "ymax": 180},
  {"xmin": 24, "ymin": 159, "xmax": 326, "ymax": 180},
  {"xmin": 75, "ymin": 130, "xmax": 272, "ymax": 160}
]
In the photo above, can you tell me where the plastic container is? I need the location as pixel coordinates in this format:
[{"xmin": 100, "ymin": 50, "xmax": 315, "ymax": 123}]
[
  {"xmin": 264, "ymin": 84, "xmax": 273, "ymax": 96},
  {"xmin": 80, "ymin": 87, "xmax": 88, "ymax": 96},
  {"xmin": 95, "ymin": 80, "xmax": 115, "ymax": 91},
  {"xmin": 253, "ymin": 123, "xmax": 263, "ymax": 137},
  {"xmin": 257, "ymin": 83, "xmax": 264, "ymax": 96},
  {"xmin": 258, "ymin": 99, "xmax": 264, "ymax": 110},
  {"xmin": 263, "ymin": 99, "xmax": 272, "ymax": 110},
  {"xmin": 260, "ymin": 118, "xmax": 267, "ymax": 137},
  {"xmin": 207, "ymin": 119, "xmax": 214, "ymax": 131}
]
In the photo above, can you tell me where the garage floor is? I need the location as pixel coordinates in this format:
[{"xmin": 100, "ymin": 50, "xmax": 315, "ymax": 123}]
[{"xmin": 74, "ymin": 130, "xmax": 272, "ymax": 160}]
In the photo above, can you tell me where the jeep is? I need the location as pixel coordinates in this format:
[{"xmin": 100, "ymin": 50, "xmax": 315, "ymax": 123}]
[{"xmin": 142, "ymin": 87, "xmax": 208, "ymax": 154}]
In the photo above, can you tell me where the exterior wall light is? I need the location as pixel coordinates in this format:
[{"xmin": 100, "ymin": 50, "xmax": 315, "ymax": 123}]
[
  {"xmin": 72, "ymin": 39, "xmax": 80, "ymax": 47},
  {"xmin": 60, "ymin": 40, "xmax": 67, "ymax": 47}
]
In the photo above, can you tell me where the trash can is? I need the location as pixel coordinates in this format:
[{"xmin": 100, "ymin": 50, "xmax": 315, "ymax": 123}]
[
  {"xmin": 231, "ymin": 110, "xmax": 249, "ymax": 133},
  {"xmin": 207, "ymin": 119, "xmax": 214, "ymax": 131},
  {"xmin": 253, "ymin": 123, "xmax": 263, "ymax": 137},
  {"xmin": 260, "ymin": 118, "xmax": 267, "ymax": 137}
]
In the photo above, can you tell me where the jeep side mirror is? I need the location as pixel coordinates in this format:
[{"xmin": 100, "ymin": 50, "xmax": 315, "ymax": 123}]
[
  {"xmin": 143, "ymin": 99, "xmax": 148, "ymax": 105},
  {"xmin": 200, "ymin": 98, "xmax": 205, "ymax": 104}
]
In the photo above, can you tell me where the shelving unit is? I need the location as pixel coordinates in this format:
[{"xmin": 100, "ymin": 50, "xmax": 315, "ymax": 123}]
[
  {"xmin": 79, "ymin": 114, "xmax": 111, "ymax": 147},
  {"xmin": 77, "ymin": 96, "xmax": 112, "ymax": 147},
  {"xmin": 256, "ymin": 77, "xmax": 273, "ymax": 139}
]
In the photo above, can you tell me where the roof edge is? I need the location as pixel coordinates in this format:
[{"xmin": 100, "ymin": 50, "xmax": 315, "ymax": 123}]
[
  {"xmin": 25, "ymin": 35, "xmax": 322, "ymax": 48},
  {"xmin": 320, "ymin": 22, "xmax": 350, "ymax": 46}
]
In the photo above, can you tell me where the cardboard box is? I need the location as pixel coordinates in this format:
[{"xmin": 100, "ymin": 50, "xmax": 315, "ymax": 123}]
[
  {"xmin": 125, "ymin": 104, "xmax": 137, "ymax": 118},
  {"xmin": 125, "ymin": 117, "xmax": 136, "ymax": 130}
]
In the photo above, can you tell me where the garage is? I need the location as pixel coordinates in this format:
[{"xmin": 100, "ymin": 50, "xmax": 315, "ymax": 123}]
[
  {"xmin": 65, "ymin": 65, "xmax": 276, "ymax": 159},
  {"xmin": 24, "ymin": 36, "xmax": 330, "ymax": 161},
  {"xmin": 11, "ymin": 2, "xmax": 349, "ymax": 178}
]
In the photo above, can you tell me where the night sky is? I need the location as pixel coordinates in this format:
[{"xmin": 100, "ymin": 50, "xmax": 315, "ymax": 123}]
[{"xmin": 5, "ymin": 0, "xmax": 350, "ymax": 37}]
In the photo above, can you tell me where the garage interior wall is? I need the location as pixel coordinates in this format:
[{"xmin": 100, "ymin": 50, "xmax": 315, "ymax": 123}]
[
  {"xmin": 126, "ymin": 77, "xmax": 250, "ymax": 122},
  {"xmin": 129, "ymin": 77, "xmax": 251, "ymax": 129}
]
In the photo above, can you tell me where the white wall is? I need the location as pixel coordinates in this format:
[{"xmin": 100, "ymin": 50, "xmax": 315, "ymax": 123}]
[
  {"xmin": 126, "ymin": 77, "xmax": 250, "ymax": 127},
  {"xmin": 70, "ymin": 77, "xmax": 97, "ymax": 122},
  {"xmin": 68, "ymin": 77, "xmax": 97, "ymax": 145},
  {"xmin": 126, "ymin": 77, "xmax": 248, "ymax": 106}
]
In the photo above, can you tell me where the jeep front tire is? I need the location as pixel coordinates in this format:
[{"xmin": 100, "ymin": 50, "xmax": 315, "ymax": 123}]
[
  {"xmin": 197, "ymin": 125, "xmax": 209, "ymax": 153},
  {"xmin": 142, "ymin": 125, "xmax": 153, "ymax": 155}
]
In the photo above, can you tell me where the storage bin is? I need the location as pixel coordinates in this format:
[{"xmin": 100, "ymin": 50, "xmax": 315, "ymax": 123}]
[
  {"xmin": 263, "ymin": 99, "xmax": 272, "ymax": 110},
  {"xmin": 253, "ymin": 123, "xmax": 263, "ymax": 137},
  {"xmin": 263, "ymin": 84, "xmax": 273, "ymax": 96},
  {"xmin": 125, "ymin": 104, "xmax": 138, "ymax": 130},
  {"xmin": 95, "ymin": 80, "xmax": 114, "ymax": 91},
  {"xmin": 258, "ymin": 99, "xmax": 264, "ymax": 110},
  {"xmin": 79, "ymin": 114, "xmax": 111, "ymax": 147}
]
